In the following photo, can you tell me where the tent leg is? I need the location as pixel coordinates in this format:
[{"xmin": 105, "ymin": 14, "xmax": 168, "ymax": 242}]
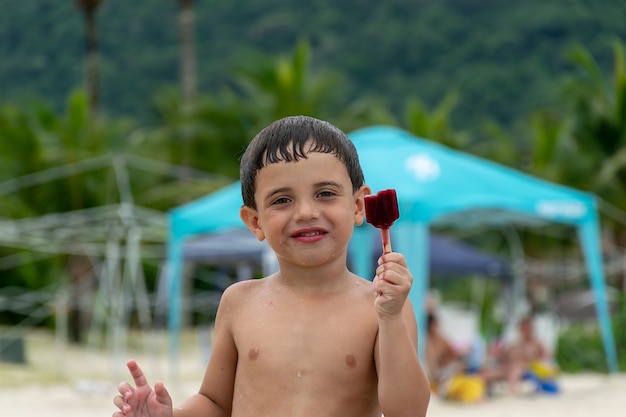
[
  {"xmin": 579, "ymin": 222, "xmax": 618, "ymax": 373},
  {"xmin": 167, "ymin": 235, "xmax": 185, "ymax": 384},
  {"xmin": 395, "ymin": 222, "xmax": 430, "ymax": 358},
  {"xmin": 350, "ymin": 225, "xmax": 375, "ymax": 280}
]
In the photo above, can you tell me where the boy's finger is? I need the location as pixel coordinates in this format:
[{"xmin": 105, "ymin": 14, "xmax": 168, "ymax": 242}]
[
  {"xmin": 113, "ymin": 394, "xmax": 129, "ymax": 410},
  {"xmin": 117, "ymin": 381, "xmax": 133, "ymax": 395},
  {"xmin": 127, "ymin": 359, "xmax": 149, "ymax": 388},
  {"xmin": 154, "ymin": 381, "xmax": 173, "ymax": 406}
]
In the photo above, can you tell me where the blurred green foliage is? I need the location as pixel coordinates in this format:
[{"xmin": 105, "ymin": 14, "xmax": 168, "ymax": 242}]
[
  {"xmin": 557, "ymin": 295, "xmax": 626, "ymax": 372},
  {"xmin": 1, "ymin": 0, "xmax": 625, "ymax": 131},
  {"xmin": 0, "ymin": 1, "xmax": 625, "ymax": 367}
]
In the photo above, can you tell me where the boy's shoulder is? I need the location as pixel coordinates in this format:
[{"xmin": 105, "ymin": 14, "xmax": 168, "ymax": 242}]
[
  {"xmin": 217, "ymin": 278, "xmax": 270, "ymax": 316},
  {"xmin": 223, "ymin": 276, "xmax": 269, "ymax": 296}
]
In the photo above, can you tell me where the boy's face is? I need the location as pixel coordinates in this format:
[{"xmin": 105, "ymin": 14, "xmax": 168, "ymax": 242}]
[{"xmin": 240, "ymin": 149, "xmax": 369, "ymax": 269}]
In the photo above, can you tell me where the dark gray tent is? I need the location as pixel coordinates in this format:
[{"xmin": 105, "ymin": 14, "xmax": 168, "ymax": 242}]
[{"xmin": 182, "ymin": 228, "xmax": 511, "ymax": 280}]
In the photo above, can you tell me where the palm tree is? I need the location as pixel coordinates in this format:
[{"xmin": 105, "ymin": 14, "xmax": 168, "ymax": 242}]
[
  {"xmin": 149, "ymin": 41, "xmax": 395, "ymax": 178},
  {"xmin": 74, "ymin": 0, "xmax": 104, "ymax": 112},
  {"xmin": 559, "ymin": 40, "xmax": 626, "ymax": 243},
  {"xmin": 403, "ymin": 92, "xmax": 472, "ymax": 150},
  {"xmin": 233, "ymin": 40, "xmax": 341, "ymax": 122}
]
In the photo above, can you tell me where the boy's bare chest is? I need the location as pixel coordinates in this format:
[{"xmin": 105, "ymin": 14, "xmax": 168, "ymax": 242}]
[{"xmin": 232, "ymin": 292, "xmax": 378, "ymax": 379}]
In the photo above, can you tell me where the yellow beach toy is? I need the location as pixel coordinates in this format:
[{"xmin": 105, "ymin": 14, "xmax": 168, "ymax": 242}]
[{"xmin": 445, "ymin": 374, "xmax": 486, "ymax": 403}]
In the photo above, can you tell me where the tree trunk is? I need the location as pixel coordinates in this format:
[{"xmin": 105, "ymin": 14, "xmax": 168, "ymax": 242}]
[
  {"xmin": 178, "ymin": 0, "xmax": 197, "ymax": 106},
  {"xmin": 177, "ymin": 0, "xmax": 197, "ymax": 175},
  {"xmin": 85, "ymin": 9, "xmax": 99, "ymax": 111},
  {"xmin": 75, "ymin": 0, "xmax": 103, "ymax": 112}
]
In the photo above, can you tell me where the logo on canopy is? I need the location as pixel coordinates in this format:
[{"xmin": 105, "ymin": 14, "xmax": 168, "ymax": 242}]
[
  {"xmin": 536, "ymin": 200, "xmax": 587, "ymax": 219},
  {"xmin": 405, "ymin": 153, "xmax": 440, "ymax": 182}
]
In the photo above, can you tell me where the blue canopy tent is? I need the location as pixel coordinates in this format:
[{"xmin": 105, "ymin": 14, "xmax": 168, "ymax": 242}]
[
  {"xmin": 166, "ymin": 125, "xmax": 618, "ymax": 372},
  {"xmin": 347, "ymin": 126, "xmax": 616, "ymax": 371}
]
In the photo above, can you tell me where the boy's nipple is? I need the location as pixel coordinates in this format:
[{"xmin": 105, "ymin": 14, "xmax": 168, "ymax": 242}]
[
  {"xmin": 345, "ymin": 354, "xmax": 357, "ymax": 368},
  {"xmin": 248, "ymin": 347, "xmax": 260, "ymax": 360}
]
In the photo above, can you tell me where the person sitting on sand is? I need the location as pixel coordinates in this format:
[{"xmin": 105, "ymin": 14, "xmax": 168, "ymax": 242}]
[
  {"xmin": 484, "ymin": 315, "xmax": 552, "ymax": 395},
  {"xmin": 112, "ymin": 115, "xmax": 431, "ymax": 417},
  {"xmin": 425, "ymin": 313, "xmax": 466, "ymax": 391},
  {"xmin": 425, "ymin": 313, "xmax": 487, "ymax": 403}
]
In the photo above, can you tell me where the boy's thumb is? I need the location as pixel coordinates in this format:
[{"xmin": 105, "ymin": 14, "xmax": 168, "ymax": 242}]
[{"xmin": 154, "ymin": 381, "xmax": 173, "ymax": 406}]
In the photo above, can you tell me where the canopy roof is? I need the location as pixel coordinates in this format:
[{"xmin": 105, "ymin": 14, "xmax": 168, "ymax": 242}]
[
  {"xmin": 166, "ymin": 125, "xmax": 617, "ymax": 372},
  {"xmin": 352, "ymin": 126, "xmax": 596, "ymax": 227}
]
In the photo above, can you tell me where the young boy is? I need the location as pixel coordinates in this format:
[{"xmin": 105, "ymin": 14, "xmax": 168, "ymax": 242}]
[
  {"xmin": 113, "ymin": 115, "xmax": 430, "ymax": 417},
  {"xmin": 501, "ymin": 315, "xmax": 550, "ymax": 394}
]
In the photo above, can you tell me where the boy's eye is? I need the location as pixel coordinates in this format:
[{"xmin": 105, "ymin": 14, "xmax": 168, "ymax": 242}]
[
  {"xmin": 317, "ymin": 190, "xmax": 336, "ymax": 198},
  {"xmin": 271, "ymin": 196, "xmax": 291, "ymax": 205}
]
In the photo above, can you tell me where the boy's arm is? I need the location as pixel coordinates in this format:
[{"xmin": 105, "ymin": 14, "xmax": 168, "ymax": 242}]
[
  {"xmin": 173, "ymin": 287, "xmax": 239, "ymax": 417},
  {"xmin": 374, "ymin": 253, "xmax": 430, "ymax": 417}
]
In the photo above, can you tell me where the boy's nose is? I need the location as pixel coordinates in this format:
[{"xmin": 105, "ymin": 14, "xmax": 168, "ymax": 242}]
[{"xmin": 294, "ymin": 200, "xmax": 320, "ymax": 221}]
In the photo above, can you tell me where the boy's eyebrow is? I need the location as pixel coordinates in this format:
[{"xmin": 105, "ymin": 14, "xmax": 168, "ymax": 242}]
[
  {"xmin": 265, "ymin": 187, "xmax": 291, "ymax": 199},
  {"xmin": 315, "ymin": 181, "xmax": 345, "ymax": 190},
  {"xmin": 264, "ymin": 181, "xmax": 345, "ymax": 200}
]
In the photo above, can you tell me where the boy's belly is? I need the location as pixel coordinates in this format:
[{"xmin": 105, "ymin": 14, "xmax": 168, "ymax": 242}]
[{"xmin": 231, "ymin": 361, "xmax": 380, "ymax": 417}]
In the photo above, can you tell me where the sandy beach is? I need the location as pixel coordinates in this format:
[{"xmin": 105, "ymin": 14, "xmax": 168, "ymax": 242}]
[{"xmin": 1, "ymin": 330, "xmax": 624, "ymax": 417}]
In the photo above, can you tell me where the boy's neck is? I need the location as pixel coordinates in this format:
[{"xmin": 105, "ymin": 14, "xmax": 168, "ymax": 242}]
[{"xmin": 274, "ymin": 261, "xmax": 356, "ymax": 294}]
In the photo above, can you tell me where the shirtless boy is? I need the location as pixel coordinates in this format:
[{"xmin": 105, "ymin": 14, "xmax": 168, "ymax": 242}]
[
  {"xmin": 501, "ymin": 315, "xmax": 549, "ymax": 393},
  {"xmin": 113, "ymin": 115, "xmax": 430, "ymax": 417}
]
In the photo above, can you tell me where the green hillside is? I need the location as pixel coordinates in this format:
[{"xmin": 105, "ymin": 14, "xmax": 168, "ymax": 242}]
[{"xmin": 1, "ymin": 0, "xmax": 625, "ymax": 130}]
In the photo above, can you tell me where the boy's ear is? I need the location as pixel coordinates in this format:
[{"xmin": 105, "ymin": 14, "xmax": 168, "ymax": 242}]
[
  {"xmin": 240, "ymin": 205, "xmax": 266, "ymax": 241},
  {"xmin": 353, "ymin": 184, "xmax": 371, "ymax": 226}
]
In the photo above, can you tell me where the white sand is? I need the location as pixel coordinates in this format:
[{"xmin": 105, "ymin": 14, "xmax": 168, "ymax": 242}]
[
  {"xmin": 3, "ymin": 373, "xmax": 625, "ymax": 417},
  {"xmin": 1, "ymin": 330, "xmax": 624, "ymax": 416},
  {"xmin": 428, "ymin": 373, "xmax": 626, "ymax": 416}
]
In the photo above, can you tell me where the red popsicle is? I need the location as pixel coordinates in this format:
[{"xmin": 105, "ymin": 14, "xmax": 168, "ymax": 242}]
[{"xmin": 364, "ymin": 188, "xmax": 399, "ymax": 254}]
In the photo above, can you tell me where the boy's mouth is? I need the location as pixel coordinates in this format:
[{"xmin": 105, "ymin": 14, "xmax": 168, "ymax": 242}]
[{"xmin": 291, "ymin": 228, "xmax": 327, "ymax": 238}]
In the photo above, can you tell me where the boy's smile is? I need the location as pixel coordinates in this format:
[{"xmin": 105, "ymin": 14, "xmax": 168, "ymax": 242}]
[{"xmin": 240, "ymin": 150, "xmax": 368, "ymax": 270}]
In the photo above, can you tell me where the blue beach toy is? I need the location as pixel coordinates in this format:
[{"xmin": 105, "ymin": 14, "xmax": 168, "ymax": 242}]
[{"xmin": 523, "ymin": 361, "xmax": 560, "ymax": 394}]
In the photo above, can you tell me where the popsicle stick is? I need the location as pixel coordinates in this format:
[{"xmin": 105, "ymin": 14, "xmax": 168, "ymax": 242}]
[{"xmin": 381, "ymin": 228, "xmax": 392, "ymax": 254}]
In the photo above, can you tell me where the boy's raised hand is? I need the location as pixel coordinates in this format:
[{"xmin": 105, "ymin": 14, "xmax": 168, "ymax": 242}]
[
  {"xmin": 373, "ymin": 252, "xmax": 413, "ymax": 317},
  {"xmin": 113, "ymin": 360, "xmax": 173, "ymax": 417}
]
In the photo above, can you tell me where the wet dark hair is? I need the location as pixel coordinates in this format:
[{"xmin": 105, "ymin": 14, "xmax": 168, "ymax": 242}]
[{"xmin": 239, "ymin": 115, "xmax": 365, "ymax": 209}]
